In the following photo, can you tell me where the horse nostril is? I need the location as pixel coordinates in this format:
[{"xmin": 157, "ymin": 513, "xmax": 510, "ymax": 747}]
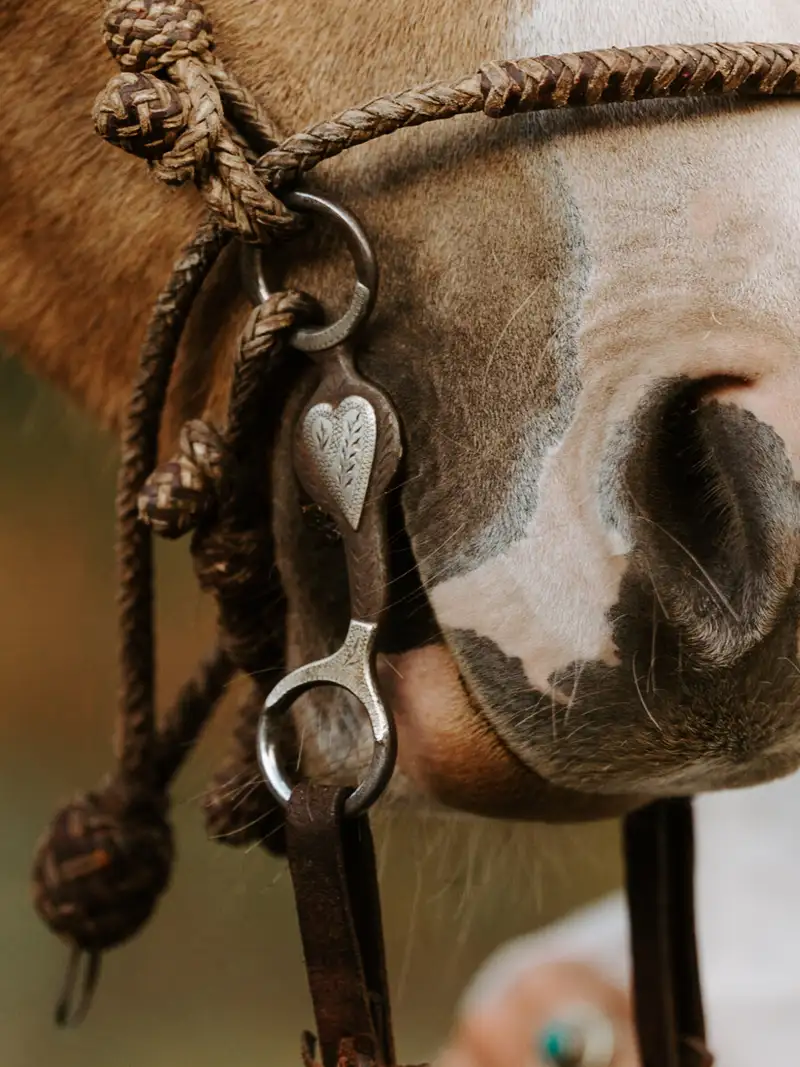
[
  {"xmin": 621, "ymin": 376, "xmax": 799, "ymax": 666},
  {"xmin": 656, "ymin": 379, "xmax": 751, "ymax": 571},
  {"xmin": 702, "ymin": 374, "xmax": 800, "ymax": 481}
]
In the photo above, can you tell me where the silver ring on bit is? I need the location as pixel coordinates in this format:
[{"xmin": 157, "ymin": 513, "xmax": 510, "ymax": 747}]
[
  {"xmin": 240, "ymin": 189, "xmax": 379, "ymax": 353},
  {"xmin": 257, "ymin": 620, "xmax": 397, "ymax": 819}
]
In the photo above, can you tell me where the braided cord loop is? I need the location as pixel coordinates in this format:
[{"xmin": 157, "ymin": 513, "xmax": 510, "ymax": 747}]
[
  {"xmin": 92, "ymin": 32, "xmax": 800, "ymax": 240},
  {"xmin": 93, "ymin": 0, "xmax": 297, "ymax": 240}
]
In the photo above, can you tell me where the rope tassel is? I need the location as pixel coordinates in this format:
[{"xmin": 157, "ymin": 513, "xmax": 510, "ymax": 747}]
[
  {"xmin": 32, "ymin": 230, "xmax": 316, "ymax": 1020},
  {"xmin": 31, "ymin": 226, "xmax": 234, "ymax": 1025},
  {"xmin": 31, "ymin": 647, "xmax": 234, "ymax": 1025}
]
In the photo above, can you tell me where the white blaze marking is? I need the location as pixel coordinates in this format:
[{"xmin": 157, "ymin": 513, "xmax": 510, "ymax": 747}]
[
  {"xmin": 431, "ymin": 1, "xmax": 800, "ymax": 691},
  {"xmin": 509, "ymin": 0, "xmax": 798, "ymax": 55},
  {"xmin": 432, "ymin": 436, "xmax": 626, "ymax": 694}
]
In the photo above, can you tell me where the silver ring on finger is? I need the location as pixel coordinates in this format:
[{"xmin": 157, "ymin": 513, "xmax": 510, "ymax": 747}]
[{"xmin": 536, "ymin": 1004, "xmax": 616, "ymax": 1067}]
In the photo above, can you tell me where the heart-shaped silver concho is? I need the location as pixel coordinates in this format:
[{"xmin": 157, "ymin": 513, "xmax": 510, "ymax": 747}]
[{"xmin": 301, "ymin": 395, "xmax": 378, "ymax": 530}]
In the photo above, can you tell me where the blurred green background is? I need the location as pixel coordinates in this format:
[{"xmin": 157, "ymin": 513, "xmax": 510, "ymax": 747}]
[{"xmin": 0, "ymin": 358, "xmax": 621, "ymax": 1067}]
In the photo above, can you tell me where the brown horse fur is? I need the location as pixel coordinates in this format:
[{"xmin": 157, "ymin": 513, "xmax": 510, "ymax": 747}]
[{"xmin": 4, "ymin": 0, "xmax": 800, "ymax": 821}]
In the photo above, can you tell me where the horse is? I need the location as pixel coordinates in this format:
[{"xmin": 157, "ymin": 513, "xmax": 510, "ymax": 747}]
[
  {"xmin": 5, "ymin": 0, "xmax": 800, "ymax": 823},
  {"xmin": 4, "ymin": 3, "xmax": 800, "ymax": 1060}
]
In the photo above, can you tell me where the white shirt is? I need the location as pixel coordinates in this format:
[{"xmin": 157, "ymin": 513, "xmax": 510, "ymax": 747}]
[{"xmin": 461, "ymin": 772, "xmax": 800, "ymax": 1065}]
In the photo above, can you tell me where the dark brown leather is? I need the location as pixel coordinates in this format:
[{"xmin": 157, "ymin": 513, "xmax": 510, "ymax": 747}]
[
  {"xmin": 286, "ymin": 785, "xmax": 713, "ymax": 1067},
  {"xmin": 624, "ymin": 798, "xmax": 713, "ymax": 1067},
  {"xmin": 286, "ymin": 784, "xmax": 395, "ymax": 1067}
]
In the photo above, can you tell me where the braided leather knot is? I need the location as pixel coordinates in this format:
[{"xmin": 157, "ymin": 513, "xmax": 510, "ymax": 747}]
[
  {"xmin": 138, "ymin": 419, "xmax": 223, "ymax": 538},
  {"xmin": 93, "ymin": 72, "xmax": 187, "ymax": 159},
  {"xmin": 103, "ymin": 0, "xmax": 213, "ymax": 73},
  {"xmin": 151, "ymin": 59, "xmax": 224, "ymax": 185},
  {"xmin": 95, "ymin": 0, "xmax": 297, "ymax": 240},
  {"xmin": 32, "ymin": 785, "xmax": 173, "ymax": 953}
]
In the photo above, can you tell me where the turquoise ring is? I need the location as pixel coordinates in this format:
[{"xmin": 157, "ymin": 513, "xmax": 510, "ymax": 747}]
[{"xmin": 537, "ymin": 1005, "xmax": 616, "ymax": 1067}]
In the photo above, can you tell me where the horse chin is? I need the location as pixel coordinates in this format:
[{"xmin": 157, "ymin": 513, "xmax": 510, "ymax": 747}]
[
  {"xmin": 374, "ymin": 640, "xmax": 800, "ymax": 818},
  {"xmin": 288, "ymin": 641, "xmax": 642, "ymax": 822},
  {"xmin": 372, "ymin": 645, "xmax": 648, "ymax": 823}
]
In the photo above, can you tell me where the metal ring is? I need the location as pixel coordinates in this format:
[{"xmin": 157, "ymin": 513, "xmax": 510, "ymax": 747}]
[
  {"xmin": 257, "ymin": 620, "xmax": 397, "ymax": 818},
  {"xmin": 240, "ymin": 190, "xmax": 379, "ymax": 353}
]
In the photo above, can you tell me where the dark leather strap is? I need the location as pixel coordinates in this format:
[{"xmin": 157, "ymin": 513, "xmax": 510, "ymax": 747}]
[
  {"xmin": 624, "ymin": 797, "xmax": 713, "ymax": 1067},
  {"xmin": 286, "ymin": 784, "xmax": 395, "ymax": 1067},
  {"xmin": 287, "ymin": 785, "xmax": 711, "ymax": 1067}
]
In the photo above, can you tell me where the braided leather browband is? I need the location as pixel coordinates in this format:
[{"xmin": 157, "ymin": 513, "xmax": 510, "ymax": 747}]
[{"xmin": 30, "ymin": 2, "xmax": 800, "ymax": 1063}]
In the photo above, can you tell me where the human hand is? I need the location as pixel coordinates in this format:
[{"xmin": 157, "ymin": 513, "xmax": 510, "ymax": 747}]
[{"xmin": 436, "ymin": 960, "xmax": 640, "ymax": 1067}]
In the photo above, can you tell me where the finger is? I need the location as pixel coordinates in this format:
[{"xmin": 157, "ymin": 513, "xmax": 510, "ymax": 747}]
[{"xmin": 439, "ymin": 962, "xmax": 641, "ymax": 1067}]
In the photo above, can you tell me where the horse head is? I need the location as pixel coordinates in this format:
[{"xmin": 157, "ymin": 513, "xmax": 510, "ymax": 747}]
[{"xmin": 4, "ymin": 0, "xmax": 800, "ymax": 823}]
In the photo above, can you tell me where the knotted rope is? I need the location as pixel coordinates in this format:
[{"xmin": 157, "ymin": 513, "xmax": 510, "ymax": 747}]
[
  {"xmin": 140, "ymin": 292, "xmax": 321, "ymax": 843},
  {"xmin": 138, "ymin": 293, "xmax": 320, "ymax": 688},
  {"xmin": 32, "ymin": 646, "xmax": 234, "ymax": 1023},
  {"xmin": 136, "ymin": 412, "xmax": 288, "ymax": 848},
  {"xmin": 31, "ymin": 223, "xmax": 315, "ymax": 1018},
  {"xmin": 32, "ymin": 2, "xmax": 800, "ymax": 1034},
  {"xmin": 31, "ymin": 223, "xmax": 229, "ymax": 1022},
  {"xmin": 93, "ymin": 0, "xmax": 297, "ymax": 239},
  {"xmin": 92, "ymin": 15, "xmax": 800, "ymax": 243}
]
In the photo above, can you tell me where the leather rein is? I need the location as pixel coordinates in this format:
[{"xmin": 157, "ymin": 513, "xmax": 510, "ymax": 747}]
[{"xmin": 29, "ymin": 5, "xmax": 800, "ymax": 1064}]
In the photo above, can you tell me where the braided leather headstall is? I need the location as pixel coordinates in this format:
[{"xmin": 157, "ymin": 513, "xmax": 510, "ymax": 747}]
[{"xmin": 28, "ymin": 2, "xmax": 800, "ymax": 1063}]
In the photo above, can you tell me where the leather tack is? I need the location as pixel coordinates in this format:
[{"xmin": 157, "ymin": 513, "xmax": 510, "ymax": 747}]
[
  {"xmin": 36, "ymin": 9, "xmax": 800, "ymax": 1055},
  {"xmin": 624, "ymin": 799, "xmax": 712, "ymax": 1067}
]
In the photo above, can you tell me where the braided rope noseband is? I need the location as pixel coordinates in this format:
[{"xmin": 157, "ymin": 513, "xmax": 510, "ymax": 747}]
[
  {"xmin": 92, "ymin": 17, "xmax": 800, "ymax": 240},
  {"xmin": 30, "ymin": 0, "xmax": 800, "ymax": 1042}
]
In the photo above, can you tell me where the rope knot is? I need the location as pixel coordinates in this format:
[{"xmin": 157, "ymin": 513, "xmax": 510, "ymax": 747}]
[
  {"xmin": 31, "ymin": 784, "xmax": 173, "ymax": 954},
  {"xmin": 138, "ymin": 419, "xmax": 223, "ymax": 539},
  {"xmin": 93, "ymin": 72, "xmax": 187, "ymax": 160},
  {"xmin": 96, "ymin": 0, "xmax": 299, "ymax": 239},
  {"xmin": 103, "ymin": 0, "xmax": 213, "ymax": 73}
]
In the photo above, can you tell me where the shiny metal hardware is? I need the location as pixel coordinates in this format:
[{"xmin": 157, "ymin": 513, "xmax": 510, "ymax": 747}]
[
  {"xmin": 257, "ymin": 620, "xmax": 397, "ymax": 818},
  {"xmin": 240, "ymin": 189, "xmax": 378, "ymax": 353},
  {"xmin": 251, "ymin": 192, "xmax": 402, "ymax": 818}
]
